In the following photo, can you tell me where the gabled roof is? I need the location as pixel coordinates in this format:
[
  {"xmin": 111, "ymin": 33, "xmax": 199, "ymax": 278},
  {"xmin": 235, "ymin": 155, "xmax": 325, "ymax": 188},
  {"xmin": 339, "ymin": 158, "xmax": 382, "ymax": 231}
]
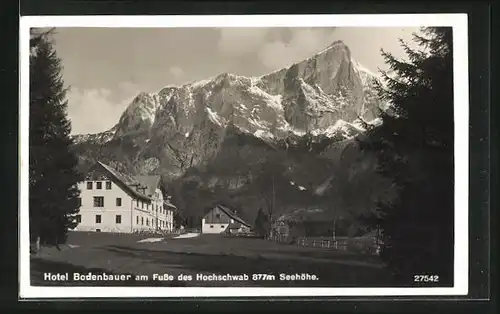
[
  {"xmin": 216, "ymin": 204, "xmax": 251, "ymax": 228},
  {"xmin": 97, "ymin": 161, "xmax": 151, "ymax": 202},
  {"xmin": 134, "ymin": 175, "xmax": 161, "ymax": 197},
  {"xmin": 164, "ymin": 199, "xmax": 177, "ymax": 209},
  {"xmin": 95, "ymin": 162, "xmax": 180, "ymax": 209}
]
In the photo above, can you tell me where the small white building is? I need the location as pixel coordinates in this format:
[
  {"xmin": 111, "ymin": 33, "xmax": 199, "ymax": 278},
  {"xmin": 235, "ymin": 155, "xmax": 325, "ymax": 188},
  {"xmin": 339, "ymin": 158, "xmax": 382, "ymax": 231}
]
[
  {"xmin": 73, "ymin": 161, "xmax": 176, "ymax": 233},
  {"xmin": 201, "ymin": 204, "xmax": 251, "ymax": 234}
]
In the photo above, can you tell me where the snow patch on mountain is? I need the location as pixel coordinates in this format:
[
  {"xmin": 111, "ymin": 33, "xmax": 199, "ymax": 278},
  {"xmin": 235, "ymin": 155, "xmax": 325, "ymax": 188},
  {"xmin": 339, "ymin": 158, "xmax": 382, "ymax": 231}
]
[
  {"xmin": 126, "ymin": 92, "xmax": 160, "ymax": 125},
  {"xmin": 298, "ymin": 79, "xmax": 340, "ymax": 113},
  {"xmin": 73, "ymin": 126, "xmax": 117, "ymax": 145},
  {"xmin": 254, "ymin": 129, "xmax": 275, "ymax": 140},
  {"xmin": 205, "ymin": 106, "xmax": 225, "ymax": 127},
  {"xmin": 352, "ymin": 60, "xmax": 380, "ymax": 86},
  {"xmin": 311, "ymin": 119, "xmax": 366, "ymax": 139},
  {"xmin": 279, "ymin": 123, "xmax": 307, "ymax": 137},
  {"xmin": 247, "ymin": 85, "xmax": 283, "ymax": 110},
  {"xmin": 353, "ymin": 60, "xmax": 379, "ymax": 77},
  {"xmin": 368, "ymin": 117, "xmax": 383, "ymax": 127}
]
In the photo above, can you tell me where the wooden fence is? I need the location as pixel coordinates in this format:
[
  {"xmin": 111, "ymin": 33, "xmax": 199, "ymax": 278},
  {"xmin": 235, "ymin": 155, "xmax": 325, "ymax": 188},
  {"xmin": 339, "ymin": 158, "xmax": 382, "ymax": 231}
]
[
  {"xmin": 296, "ymin": 237, "xmax": 342, "ymax": 249},
  {"xmin": 270, "ymin": 234, "xmax": 380, "ymax": 255}
]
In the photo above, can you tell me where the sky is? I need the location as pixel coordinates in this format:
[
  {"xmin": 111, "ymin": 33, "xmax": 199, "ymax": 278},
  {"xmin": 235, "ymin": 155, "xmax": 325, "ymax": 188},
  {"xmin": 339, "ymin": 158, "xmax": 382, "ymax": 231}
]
[{"xmin": 50, "ymin": 27, "xmax": 421, "ymax": 134}]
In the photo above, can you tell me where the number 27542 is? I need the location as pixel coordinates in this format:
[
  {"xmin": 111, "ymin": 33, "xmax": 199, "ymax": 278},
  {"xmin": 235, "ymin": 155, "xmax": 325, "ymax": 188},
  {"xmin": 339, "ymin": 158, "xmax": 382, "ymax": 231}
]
[{"xmin": 413, "ymin": 275, "xmax": 439, "ymax": 282}]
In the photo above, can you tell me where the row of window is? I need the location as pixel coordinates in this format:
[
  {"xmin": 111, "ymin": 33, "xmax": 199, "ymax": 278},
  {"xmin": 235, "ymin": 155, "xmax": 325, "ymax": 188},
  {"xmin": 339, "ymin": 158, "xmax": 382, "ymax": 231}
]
[
  {"xmin": 209, "ymin": 225, "xmax": 226, "ymax": 229},
  {"xmin": 77, "ymin": 214, "xmax": 171, "ymax": 228},
  {"xmin": 75, "ymin": 214, "xmax": 120, "ymax": 224},
  {"xmin": 134, "ymin": 199, "xmax": 169, "ymax": 215},
  {"xmin": 87, "ymin": 181, "xmax": 112, "ymax": 190},
  {"xmin": 92, "ymin": 196, "xmax": 120, "ymax": 207},
  {"xmin": 90, "ymin": 196, "xmax": 169, "ymax": 215},
  {"xmin": 135, "ymin": 216, "xmax": 170, "ymax": 228}
]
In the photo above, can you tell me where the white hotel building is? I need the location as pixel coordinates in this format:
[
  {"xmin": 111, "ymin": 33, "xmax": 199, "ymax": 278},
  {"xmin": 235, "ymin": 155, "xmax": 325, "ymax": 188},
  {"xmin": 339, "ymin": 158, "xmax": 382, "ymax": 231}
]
[{"xmin": 73, "ymin": 161, "xmax": 175, "ymax": 233}]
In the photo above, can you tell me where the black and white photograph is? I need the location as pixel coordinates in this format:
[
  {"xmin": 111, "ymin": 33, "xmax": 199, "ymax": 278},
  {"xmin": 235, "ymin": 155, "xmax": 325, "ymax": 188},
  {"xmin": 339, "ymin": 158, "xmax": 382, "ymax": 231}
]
[{"xmin": 19, "ymin": 14, "xmax": 469, "ymax": 298}]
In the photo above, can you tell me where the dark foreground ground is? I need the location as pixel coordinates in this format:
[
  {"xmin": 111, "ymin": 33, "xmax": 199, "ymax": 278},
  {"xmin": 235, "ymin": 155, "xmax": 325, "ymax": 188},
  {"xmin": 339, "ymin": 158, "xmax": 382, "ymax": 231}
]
[{"xmin": 30, "ymin": 231, "xmax": 396, "ymax": 287}]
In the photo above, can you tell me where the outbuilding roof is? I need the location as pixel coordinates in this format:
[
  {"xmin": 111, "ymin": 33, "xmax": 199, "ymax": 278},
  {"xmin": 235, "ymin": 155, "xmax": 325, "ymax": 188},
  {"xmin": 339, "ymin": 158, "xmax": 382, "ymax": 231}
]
[{"xmin": 216, "ymin": 204, "xmax": 251, "ymax": 228}]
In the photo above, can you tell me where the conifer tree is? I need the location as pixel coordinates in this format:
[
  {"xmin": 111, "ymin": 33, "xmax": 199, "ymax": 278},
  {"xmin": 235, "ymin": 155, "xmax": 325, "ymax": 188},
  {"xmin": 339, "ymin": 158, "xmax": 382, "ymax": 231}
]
[
  {"xmin": 358, "ymin": 27, "xmax": 454, "ymax": 284},
  {"xmin": 29, "ymin": 28, "xmax": 83, "ymax": 251},
  {"xmin": 254, "ymin": 207, "xmax": 270, "ymax": 238}
]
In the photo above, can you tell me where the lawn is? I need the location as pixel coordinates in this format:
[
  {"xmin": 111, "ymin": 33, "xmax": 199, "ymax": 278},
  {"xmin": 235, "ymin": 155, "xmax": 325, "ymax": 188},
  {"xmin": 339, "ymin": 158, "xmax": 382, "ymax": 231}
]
[{"xmin": 30, "ymin": 231, "xmax": 395, "ymax": 287}]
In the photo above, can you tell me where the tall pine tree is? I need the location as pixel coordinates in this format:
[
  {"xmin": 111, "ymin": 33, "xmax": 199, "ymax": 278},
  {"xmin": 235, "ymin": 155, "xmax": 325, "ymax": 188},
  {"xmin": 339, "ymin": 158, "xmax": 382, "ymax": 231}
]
[
  {"xmin": 29, "ymin": 28, "xmax": 83, "ymax": 250},
  {"xmin": 359, "ymin": 27, "xmax": 454, "ymax": 284},
  {"xmin": 254, "ymin": 207, "xmax": 270, "ymax": 238}
]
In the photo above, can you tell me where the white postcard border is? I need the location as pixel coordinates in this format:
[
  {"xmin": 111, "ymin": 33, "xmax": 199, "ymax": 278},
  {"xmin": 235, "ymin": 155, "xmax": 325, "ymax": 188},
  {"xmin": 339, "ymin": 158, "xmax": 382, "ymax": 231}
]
[{"xmin": 19, "ymin": 13, "xmax": 469, "ymax": 299}]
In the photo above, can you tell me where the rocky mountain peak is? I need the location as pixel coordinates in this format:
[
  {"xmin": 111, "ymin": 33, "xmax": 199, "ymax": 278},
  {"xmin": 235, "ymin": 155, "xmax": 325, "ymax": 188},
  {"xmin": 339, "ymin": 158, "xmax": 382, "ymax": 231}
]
[
  {"xmin": 72, "ymin": 41, "xmax": 385, "ymax": 178},
  {"xmin": 327, "ymin": 39, "xmax": 348, "ymax": 50}
]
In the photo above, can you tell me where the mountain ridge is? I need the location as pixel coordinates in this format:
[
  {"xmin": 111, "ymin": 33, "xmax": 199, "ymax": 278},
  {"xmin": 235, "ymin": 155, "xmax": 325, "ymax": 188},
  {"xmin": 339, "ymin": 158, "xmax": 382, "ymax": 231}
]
[
  {"xmin": 73, "ymin": 40, "xmax": 381, "ymax": 143},
  {"xmin": 71, "ymin": 40, "xmax": 385, "ymax": 181}
]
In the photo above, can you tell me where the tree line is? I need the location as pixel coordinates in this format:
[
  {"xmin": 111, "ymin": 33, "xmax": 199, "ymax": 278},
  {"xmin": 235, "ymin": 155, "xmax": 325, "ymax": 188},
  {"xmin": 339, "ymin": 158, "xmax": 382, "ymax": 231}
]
[{"xmin": 29, "ymin": 28, "xmax": 83, "ymax": 252}]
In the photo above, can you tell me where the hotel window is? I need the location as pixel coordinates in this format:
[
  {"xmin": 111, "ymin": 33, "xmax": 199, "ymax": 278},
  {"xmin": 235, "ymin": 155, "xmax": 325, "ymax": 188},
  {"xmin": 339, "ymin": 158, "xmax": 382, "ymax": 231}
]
[
  {"xmin": 141, "ymin": 202, "xmax": 144, "ymax": 209},
  {"xmin": 116, "ymin": 215, "xmax": 122, "ymax": 224},
  {"xmin": 146, "ymin": 219, "xmax": 149, "ymax": 226},
  {"xmin": 210, "ymin": 225, "xmax": 214, "ymax": 228},
  {"xmin": 156, "ymin": 205, "xmax": 158, "ymax": 212},
  {"xmin": 106, "ymin": 181, "xmax": 112, "ymax": 190},
  {"xmin": 93, "ymin": 196, "xmax": 104, "ymax": 207},
  {"xmin": 137, "ymin": 216, "xmax": 139, "ymax": 224},
  {"xmin": 76, "ymin": 197, "xmax": 82, "ymax": 207},
  {"xmin": 96, "ymin": 181, "xmax": 102, "ymax": 189},
  {"xmin": 86, "ymin": 181, "xmax": 93, "ymax": 190},
  {"xmin": 116, "ymin": 198, "xmax": 122, "ymax": 206},
  {"xmin": 95, "ymin": 215, "xmax": 101, "ymax": 223},
  {"xmin": 76, "ymin": 215, "xmax": 81, "ymax": 223},
  {"xmin": 136, "ymin": 199, "xmax": 139, "ymax": 207},
  {"xmin": 141, "ymin": 217, "xmax": 144, "ymax": 225},
  {"xmin": 215, "ymin": 213, "xmax": 221, "ymax": 219}
]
